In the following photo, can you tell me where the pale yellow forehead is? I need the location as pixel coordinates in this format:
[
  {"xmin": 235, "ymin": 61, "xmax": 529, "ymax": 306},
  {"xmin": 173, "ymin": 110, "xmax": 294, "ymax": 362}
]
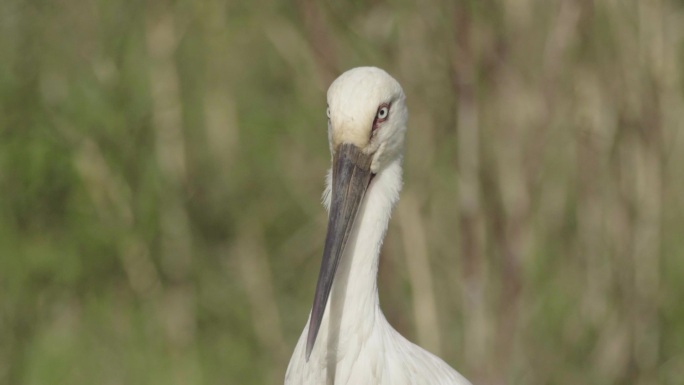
[{"xmin": 327, "ymin": 67, "xmax": 403, "ymax": 148}]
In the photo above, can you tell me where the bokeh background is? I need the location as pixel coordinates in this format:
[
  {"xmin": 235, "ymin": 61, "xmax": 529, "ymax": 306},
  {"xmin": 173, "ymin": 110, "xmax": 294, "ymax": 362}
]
[{"xmin": 1, "ymin": 0, "xmax": 683, "ymax": 384}]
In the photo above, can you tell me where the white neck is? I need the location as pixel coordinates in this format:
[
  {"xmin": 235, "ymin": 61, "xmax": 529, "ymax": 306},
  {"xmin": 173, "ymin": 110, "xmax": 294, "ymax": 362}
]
[{"xmin": 318, "ymin": 158, "xmax": 403, "ymax": 356}]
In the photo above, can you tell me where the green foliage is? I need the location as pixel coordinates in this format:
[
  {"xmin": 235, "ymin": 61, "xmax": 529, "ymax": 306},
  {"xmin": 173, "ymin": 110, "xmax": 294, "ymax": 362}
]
[{"xmin": 1, "ymin": 0, "xmax": 683, "ymax": 384}]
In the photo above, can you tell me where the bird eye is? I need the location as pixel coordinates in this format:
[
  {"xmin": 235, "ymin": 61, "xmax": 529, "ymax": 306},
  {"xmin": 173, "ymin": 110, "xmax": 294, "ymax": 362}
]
[
  {"xmin": 326, "ymin": 107, "xmax": 331, "ymax": 119},
  {"xmin": 376, "ymin": 106, "xmax": 389, "ymax": 121},
  {"xmin": 372, "ymin": 104, "xmax": 390, "ymax": 134}
]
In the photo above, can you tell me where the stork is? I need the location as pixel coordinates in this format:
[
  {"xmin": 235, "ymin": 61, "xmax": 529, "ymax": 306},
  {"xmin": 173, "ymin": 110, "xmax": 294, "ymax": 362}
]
[{"xmin": 285, "ymin": 67, "xmax": 472, "ymax": 385}]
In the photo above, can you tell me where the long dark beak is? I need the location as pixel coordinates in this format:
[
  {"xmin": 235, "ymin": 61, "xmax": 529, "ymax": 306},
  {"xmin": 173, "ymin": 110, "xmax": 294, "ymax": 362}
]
[{"xmin": 305, "ymin": 143, "xmax": 374, "ymax": 360}]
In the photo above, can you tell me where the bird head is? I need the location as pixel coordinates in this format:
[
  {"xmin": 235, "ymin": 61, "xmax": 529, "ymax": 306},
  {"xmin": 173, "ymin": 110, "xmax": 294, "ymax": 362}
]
[
  {"xmin": 306, "ymin": 67, "xmax": 407, "ymax": 360},
  {"xmin": 326, "ymin": 66, "xmax": 408, "ymax": 173}
]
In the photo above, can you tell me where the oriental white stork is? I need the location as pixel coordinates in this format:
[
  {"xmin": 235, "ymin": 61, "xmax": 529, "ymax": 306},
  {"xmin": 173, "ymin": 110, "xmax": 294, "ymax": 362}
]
[{"xmin": 285, "ymin": 67, "xmax": 471, "ymax": 385}]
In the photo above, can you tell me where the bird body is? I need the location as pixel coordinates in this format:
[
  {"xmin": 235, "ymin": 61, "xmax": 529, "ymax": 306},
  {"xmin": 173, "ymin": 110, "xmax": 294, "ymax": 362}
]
[{"xmin": 285, "ymin": 67, "xmax": 471, "ymax": 385}]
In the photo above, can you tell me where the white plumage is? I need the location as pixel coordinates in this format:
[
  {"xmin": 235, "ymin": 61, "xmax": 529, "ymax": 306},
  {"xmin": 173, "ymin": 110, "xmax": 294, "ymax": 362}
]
[{"xmin": 285, "ymin": 67, "xmax": 471, "ymax": 385}]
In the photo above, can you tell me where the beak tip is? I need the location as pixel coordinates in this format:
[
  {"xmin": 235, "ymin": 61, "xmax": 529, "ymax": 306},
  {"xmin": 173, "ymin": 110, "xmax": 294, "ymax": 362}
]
[
  {"xmin": 305, "ymin": 318, "xmax": 317, "ymax": 361},
  {"xmin": 305, "ymin": 332, "xmax": 315, "ymax": 361}
]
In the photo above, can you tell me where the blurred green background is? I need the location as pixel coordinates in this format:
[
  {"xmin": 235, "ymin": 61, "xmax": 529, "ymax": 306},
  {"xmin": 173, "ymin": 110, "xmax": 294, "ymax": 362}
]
[{"xmin": 1, "ymin": 0, "xmax": 684, "ymax": 384}]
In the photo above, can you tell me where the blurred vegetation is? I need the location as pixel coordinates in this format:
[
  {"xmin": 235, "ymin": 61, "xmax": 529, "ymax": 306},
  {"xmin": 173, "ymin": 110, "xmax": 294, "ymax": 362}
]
[{"xmin": 1, "ymin": 0, "xmax": 683, "ymax": 384}]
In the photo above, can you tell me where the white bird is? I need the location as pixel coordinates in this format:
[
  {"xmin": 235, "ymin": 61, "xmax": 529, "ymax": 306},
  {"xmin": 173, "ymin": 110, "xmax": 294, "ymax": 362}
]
[{"xmin": 285, "ymin": 67, "xmax": 472, "ymax": 385}]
